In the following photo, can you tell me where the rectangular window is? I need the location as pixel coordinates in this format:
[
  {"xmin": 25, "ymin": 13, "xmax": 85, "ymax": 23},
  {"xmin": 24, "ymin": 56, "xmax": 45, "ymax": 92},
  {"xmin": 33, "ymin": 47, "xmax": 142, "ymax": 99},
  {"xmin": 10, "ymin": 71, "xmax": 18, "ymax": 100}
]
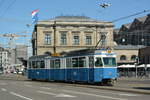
[
  {"xmin": 50, "ymin": 60, "xmax": 55, "ymax": 68},
  {"xmin": 86, "ymin": 35, "xmax": 92, "ymax": 45},
  {"xmin": 40, "ymin": 61, "xmax": 45, "ymax": 68},
  {"xmin": 32, "ymin": 61, "xmax": 37, "ymax": 68},
  {"xmin": 29, "ymin": 61, "xmax": 32, "ymax": 68},
  {"xmin": 103, "ymin": 57, "xmax": 116, "ymax": 67},
  {"xmin": 44, "ymin": 34, "xmax": 51, "ymax": 45},
  {"xmin": 60, "ymin": 32, "xmax": 67, "ymax": 45},
  {"xmin": 95, "ymin": 57, "xmax": 103, "ymax": 67},
  {"xmin": 79, "ymin": 57, "xmax": 86, "ymax": 67},
  {"xmin": 55, "ymin": 59, "xmax": 60, "ymax": 68},
  {"xmin": 66, "ymin": 58, "xmax": 72, "ymax": 68},
  {"xmin": 72, "ymin": 58, "xmax": 78, "ymax": 67},
  {"xmin": 99, "ymin": 32, "xmax": 107, "ymax": 46},
  {"xmin": 89, "ymin": 56, "xmax": 94, "ymax": 68},
  {"xmin": 73, "ymin": 35, "xmax": 79, "ymax": 45}
]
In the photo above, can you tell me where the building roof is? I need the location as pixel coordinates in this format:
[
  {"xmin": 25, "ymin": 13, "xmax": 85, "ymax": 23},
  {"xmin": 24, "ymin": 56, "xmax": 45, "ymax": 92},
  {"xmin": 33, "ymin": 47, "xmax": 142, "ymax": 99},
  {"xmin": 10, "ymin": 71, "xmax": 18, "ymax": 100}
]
[
  {"xmin": 136, "ymin": 16, "xmax": 147, "ymax": 23},
  {"xmin": 113, "ymin": 29, "xmax": 120, "ymax": 34},
  {"xmin": 123, "ymin": 23, "xmax": 132, "ymax": 29},
  {"xmin": 50, "ymin": 16, "xmax": 101, "ymax": 22},
  {"xmin": 114, "ymin": 45, "xmax": 145, "ymax": 50}
]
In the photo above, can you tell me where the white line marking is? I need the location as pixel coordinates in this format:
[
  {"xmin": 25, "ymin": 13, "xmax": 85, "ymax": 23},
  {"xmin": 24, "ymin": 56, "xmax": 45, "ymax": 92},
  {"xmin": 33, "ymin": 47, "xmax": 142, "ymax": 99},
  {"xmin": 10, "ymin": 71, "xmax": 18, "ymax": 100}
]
[
  {"xmin": 63, "ymin": 90, "xmax": 127, "ymax": 100},
  {"xmin": 40, "ymin": 87, "xmax": 51, "ymax": 90},
  {"xmin": 1, "ymin": 88, "xmax": 7, "ymax": 92},
  {"xmin": 10, "ymin": 92, "xmax": 33, "ymax": 100},
  {"xmin": 119, "ymin": 93, "xmax": 139, "ymax": 96},
  {"xmin": 55, "ymin": 93, "xmax": 76, "ymax": 97},
  {"xmin": 37, "ymin": 91, "xmax": 76, "ymax": 98},
  {"xmin": 90, "ymin": 90, "xmax": 140, "ymax": 96},
  {"xmin": 24, "ymin": 85, "xmax": 32, "ymax": 87},
  {"xmin": 37, "ymin": 91, "xmax": 56, "ymax": 96}
]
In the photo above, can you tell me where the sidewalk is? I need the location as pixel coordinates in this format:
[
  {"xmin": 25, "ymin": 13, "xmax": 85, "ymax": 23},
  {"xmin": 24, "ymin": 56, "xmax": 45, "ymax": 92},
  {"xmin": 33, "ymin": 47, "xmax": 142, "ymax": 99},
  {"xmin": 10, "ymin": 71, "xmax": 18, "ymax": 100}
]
[
  {"xmin": 93, "ymin": 77, "xmax": 150, "ymax": 94},
  {"xmin": 0, "ymin": 73, "xmax": 28, "ymax": 81}
]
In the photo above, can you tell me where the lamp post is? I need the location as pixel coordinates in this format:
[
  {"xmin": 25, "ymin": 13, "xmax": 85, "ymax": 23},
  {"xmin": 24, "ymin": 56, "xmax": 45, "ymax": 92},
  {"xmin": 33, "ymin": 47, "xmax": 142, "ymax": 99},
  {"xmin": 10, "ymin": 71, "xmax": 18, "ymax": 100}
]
[
  {"xmin": 53, "ymin": 21, "xmax": 56, "ymax": 54},
  {"xmin": 135, "ymin": 56, "xmax": 139, "ymax": 78}
]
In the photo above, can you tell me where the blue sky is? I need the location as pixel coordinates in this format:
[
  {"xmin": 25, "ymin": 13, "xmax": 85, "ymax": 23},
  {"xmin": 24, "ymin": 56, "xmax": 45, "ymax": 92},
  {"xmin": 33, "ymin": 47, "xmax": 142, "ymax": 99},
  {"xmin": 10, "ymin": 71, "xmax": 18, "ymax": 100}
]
[
  {"xmin": 0, "ymin": 0, "xmax": 150, "ymax": 56},
  {"xmin": 0, "ymin": 0, "xmax": 150, "ymax": 33}
]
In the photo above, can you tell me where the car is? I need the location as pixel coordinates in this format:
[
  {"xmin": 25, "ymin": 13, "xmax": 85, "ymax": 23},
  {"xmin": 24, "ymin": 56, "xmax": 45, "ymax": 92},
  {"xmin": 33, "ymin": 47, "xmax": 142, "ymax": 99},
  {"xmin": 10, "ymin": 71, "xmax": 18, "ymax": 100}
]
[
  {"xmin": 18, "ymin": 71, "xmax": 23, "ymax": 74},
  {"xmin": 13, "ymin": 71, "xmax": 17, "ymax": 74},
  {"xmin": 0, "ymin": 71, "xmax": 3, "ymax": 74}
]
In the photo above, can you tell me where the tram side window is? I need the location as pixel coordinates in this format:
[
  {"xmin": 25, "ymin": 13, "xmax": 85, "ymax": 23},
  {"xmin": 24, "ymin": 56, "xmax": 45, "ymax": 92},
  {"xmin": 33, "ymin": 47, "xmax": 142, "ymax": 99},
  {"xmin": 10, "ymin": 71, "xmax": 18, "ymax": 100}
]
[
  {"xmin": 55, "ymin": 59, "xmax": 60, "ymax": 68},
  {"xmin": 40, "ymin": 61, "xmax": 45, "ymax": 68},
  {"xmin": 89, "ymin": 56, "xmax": 94, "ymax": 68},
  {"xmin": 50, "ymin": 60, "xmax": 55, "ymax": 68},
  {"xmin": 37, "ymin": 61, "xmax": 41, "ymax": 68},
  {"xmin": 95, "ymin": 57, "xmax": 103, "ymax": 67},
  {"xmin": 29, "ymin": 61, "xmax": 32, "ymax": 68},
  {"xmin": 32, "ymin": 61, "xmax": 37, "ymax": 68},
  {"xmin": 72, "ymin": 58, "xmax": 78, "ymax": 68},
  {"xmin": 66, "ymin": 58, "xmax": 71, "ymax": 68},
  {"xmin": 79, "ymin": 57, "xmax": 86, "ymax": 67}
]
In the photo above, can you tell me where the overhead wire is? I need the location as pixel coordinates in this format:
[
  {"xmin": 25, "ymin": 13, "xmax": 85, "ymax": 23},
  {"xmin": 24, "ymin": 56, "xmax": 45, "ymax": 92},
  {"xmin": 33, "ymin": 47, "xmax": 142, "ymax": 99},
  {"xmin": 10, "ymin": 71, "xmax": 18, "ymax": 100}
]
[
  {"xmin": 112, "ymin": 9, "xmax": 150, "ymax": 22},
  {"xmin": 0, "ymin": 0, "xmax": 17, "ymax": 17}
]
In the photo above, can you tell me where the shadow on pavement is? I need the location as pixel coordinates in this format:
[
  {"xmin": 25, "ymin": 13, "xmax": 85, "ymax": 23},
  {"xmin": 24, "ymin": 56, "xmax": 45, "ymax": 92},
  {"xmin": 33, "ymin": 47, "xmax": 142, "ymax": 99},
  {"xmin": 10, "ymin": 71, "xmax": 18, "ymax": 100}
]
[{"xmin": 134, "ymin": 87, "xmax": 150, "ymax": 90}]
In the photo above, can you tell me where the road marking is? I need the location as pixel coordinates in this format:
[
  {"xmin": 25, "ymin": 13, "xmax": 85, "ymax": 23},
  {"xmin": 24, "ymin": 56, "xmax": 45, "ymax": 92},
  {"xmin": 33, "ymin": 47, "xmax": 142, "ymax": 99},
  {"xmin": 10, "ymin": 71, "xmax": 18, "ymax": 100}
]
[
  {"xmin": 37, "ymin": 90, "xmax": 56, "ymax": 96},
  {"xmin": 1, "ymin": 88, "xmax": 7, "ymax": 92},
  {"xmin": 90, "ymin": 90, "xmax": 140, "ymax": 96},
  {"xmin": 40, "ymin": 87, "xmax": 51, "ymax": 89},
  {"xmin": 118, "ymin": 93, "xmax": 140, "ymax": 96},
  {"xmin": 10, "ymin": 92, "xmax": 33, "ymax": 100},
  {"xmin": 63, "ymin": 90, "xmax": 127, "ymax": 100},
  {"xmin": 55, "ymin": 93, "xmax": 76, "ymax": 97},
  {"xmin": 37, "ymin": 90, "xmax": 76, "ymax": 98},
  {"xmin": 24, "ymin": 85, "xmax": 32, "ymax": 87}
]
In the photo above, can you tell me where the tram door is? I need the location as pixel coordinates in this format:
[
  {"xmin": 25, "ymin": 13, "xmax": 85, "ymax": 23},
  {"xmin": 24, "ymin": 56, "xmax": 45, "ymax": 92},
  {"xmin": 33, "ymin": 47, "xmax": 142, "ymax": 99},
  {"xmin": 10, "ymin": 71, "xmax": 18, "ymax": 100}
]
[
  {"xmin": 88, "ymin": 56, "xmax": 94, "ymax": 82},
  {"xmin": 66, "ymin": 58, "xmax": 72, "ymax": 81}
]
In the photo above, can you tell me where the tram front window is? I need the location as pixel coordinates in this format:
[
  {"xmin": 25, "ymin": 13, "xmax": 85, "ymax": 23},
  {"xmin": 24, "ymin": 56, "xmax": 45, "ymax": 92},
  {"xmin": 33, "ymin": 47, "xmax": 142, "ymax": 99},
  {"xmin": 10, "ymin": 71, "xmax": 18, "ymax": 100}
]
[
  {"xmin": 103, "ymin": 57, "xmax": 116, "ymax": 67},
  {"xmin": 95, "ymin": 57, "xmax": 103, "ymax": 67}
]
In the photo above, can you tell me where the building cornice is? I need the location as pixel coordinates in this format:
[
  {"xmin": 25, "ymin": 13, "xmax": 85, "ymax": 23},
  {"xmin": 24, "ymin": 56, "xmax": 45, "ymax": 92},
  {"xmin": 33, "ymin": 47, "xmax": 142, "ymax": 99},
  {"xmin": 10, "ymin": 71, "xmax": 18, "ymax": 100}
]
[{"xmin": 36, "ymin": 24, "xmax": 113, "ymax": 28}]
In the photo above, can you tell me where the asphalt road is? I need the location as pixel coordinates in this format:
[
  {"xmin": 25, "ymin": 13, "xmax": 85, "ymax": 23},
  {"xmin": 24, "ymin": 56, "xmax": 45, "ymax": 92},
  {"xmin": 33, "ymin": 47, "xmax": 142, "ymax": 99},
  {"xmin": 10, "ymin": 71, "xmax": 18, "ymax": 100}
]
[{"xmin": 0, "ymin": 79, "xmax": 150, "ymax": 100}]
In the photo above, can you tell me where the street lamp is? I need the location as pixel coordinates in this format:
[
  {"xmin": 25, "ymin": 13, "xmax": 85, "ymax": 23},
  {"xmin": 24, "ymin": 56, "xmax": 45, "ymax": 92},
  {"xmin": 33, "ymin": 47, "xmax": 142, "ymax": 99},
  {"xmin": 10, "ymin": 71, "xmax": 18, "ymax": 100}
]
[{"xmin": 135, "ymin": 56, "xmax": 139, "ymax": 78}]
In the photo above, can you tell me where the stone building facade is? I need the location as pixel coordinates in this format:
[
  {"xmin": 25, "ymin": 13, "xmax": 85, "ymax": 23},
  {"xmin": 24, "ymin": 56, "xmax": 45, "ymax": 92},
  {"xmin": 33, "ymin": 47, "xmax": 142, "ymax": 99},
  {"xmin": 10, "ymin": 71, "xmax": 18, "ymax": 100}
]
[
  {"xmin": 114, "ymin": 45, "xmax": 144, "ymax": 65},
  {"xmin": 114, "ymin": 14, "xmax": 150, "ymax": 46},
  {"xmin": 32, "ymin": 16, "xmax": 114, "ymax": 55},
  {"xmin": 139, "ymin": 47, "xmax": 150, "ymax": 64},
  {"xmin": 0, "ymin": 47, "xmax": 9, "ymax": 72}
]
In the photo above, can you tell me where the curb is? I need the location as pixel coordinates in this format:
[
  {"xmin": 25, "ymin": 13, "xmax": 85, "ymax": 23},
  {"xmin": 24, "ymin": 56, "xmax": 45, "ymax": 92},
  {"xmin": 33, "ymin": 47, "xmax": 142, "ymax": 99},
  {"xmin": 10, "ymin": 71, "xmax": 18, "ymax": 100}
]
[{"xmin": 71, "ymin": 84, "xmax": 150, "ymax": 95}]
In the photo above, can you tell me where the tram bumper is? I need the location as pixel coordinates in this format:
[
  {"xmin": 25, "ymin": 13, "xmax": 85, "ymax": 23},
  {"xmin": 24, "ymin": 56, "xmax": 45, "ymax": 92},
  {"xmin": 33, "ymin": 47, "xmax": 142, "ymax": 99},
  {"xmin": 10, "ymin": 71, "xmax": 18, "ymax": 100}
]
[{"xmin": 102, "ymin": 68, "xmax": 117, "ymax": 79}]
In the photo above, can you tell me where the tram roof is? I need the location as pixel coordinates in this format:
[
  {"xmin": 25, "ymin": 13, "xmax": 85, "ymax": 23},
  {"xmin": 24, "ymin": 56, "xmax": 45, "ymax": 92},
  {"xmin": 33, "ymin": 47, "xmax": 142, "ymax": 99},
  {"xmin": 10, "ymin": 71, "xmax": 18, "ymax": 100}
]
[
  {"xmin": 61, "ymin": 49, "xmax": 114, "ymax": 57},
  {"xmin": 29, "ymin": 55, "xmax": 49, "ymax": 60}
]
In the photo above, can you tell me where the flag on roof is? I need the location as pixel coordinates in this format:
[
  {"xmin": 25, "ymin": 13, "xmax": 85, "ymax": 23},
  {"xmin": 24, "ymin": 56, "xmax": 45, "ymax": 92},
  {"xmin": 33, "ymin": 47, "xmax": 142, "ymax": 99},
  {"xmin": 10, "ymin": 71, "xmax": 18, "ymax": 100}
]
[{"xmin": 31, "ymin": 9, "xmax": 39, "ymax": 24}]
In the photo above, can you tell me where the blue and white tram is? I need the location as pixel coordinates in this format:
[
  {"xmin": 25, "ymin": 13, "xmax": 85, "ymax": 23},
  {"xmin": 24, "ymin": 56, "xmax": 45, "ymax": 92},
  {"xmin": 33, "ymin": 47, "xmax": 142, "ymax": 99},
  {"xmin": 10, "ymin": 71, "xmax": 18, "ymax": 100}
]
[{"xmin": 28, "ymin": 49, "xmax": 117, "ymax": 85}]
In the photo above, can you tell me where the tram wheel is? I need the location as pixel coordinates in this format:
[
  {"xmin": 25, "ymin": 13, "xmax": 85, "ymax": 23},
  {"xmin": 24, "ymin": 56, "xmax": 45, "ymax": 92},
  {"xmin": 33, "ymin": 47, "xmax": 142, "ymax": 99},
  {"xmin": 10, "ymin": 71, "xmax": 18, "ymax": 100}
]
[{"xmin": 107, "ymin": 79, "xmax": 116, "ymax": 86}]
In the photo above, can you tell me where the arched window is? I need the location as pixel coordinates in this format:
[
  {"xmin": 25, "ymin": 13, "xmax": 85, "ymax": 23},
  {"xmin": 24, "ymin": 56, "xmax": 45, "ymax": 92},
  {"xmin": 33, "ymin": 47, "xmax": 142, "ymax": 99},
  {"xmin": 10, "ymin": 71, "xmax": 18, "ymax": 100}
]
[
  {"xmin": 44, "ymin": 51, "xmax": 51, "ymax": 55},
  {"xmin": 131, "ymin": 55, "xmax": 136, "ymax": 61},
  {"xmin": 120, "ymin": 55, "xmax": 126, "ymax": 61}
]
